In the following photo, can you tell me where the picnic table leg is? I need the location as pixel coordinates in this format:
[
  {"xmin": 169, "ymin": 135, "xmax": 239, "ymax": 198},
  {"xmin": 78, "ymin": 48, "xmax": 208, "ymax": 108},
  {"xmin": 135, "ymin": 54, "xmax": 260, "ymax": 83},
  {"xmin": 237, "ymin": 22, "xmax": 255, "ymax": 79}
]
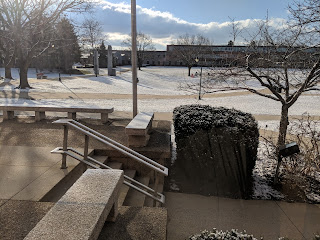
[
  {"xmin": 35, "ymin": 111, "xmax": 46, "ymax": 121},
  {"xmin": 101, "ymin": 113, "xmax": 109, "ymax": 123},
  {"xmin": 3, "ymin": 110, "xmax": 14, "ymax": 120}
]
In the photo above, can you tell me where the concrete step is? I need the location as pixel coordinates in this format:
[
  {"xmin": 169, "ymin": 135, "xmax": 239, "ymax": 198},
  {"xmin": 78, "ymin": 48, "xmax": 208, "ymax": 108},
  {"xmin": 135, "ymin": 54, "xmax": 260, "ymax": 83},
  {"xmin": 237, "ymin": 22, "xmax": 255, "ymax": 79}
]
[
  {"xmin": 107, "ymin": 161, "xmax": 123, "ymax": 170},
  {"xmin": 91, "ymin": 155, "xmax": 109, "ymax": 164},
  {"xmin": 88, "ymin": 155, "xmax": 109, "ymax": 168},
  {"xmin": 118, "ymin": 169, "xmax": 137, "ymax": 206},
  {"xmin": 98, "ymin": 206, "xmax": 167, "ymax": 240},
  {"xmin": 123, "ymin": 175, "xmax": 150, "ymax": 207},
  {"xmin": 144, "ymin": 183, "xmax": 164, "ymax": 207}
]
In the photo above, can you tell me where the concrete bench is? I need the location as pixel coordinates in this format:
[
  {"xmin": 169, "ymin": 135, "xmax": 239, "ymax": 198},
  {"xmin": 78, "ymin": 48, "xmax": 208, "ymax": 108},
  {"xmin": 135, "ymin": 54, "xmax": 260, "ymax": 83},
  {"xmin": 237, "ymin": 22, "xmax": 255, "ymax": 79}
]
[
  {"xmin": 24, "ymin": 169, "xmax": 124, "ymax": 240},
  {"xmin": 125, "ymin": 112, "xmax": 154, "ymax": 147},
  {"xmin": 0, "ymin": 105, "xmax": 114, "ymax": 123}
]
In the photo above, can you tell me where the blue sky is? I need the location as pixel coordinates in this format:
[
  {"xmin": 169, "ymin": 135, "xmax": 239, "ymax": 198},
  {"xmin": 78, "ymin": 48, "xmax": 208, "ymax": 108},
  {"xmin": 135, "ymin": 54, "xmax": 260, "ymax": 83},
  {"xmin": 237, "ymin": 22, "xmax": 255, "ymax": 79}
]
[{"xmin": 86, "ymin": 0, "xmax": 295, "ymax": 50}]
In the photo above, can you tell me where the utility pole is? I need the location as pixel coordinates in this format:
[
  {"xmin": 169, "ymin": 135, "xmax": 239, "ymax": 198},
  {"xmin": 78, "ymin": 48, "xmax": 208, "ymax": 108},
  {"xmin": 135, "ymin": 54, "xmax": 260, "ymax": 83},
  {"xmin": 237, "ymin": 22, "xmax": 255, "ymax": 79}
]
[{"xmin": 131, "ymin": 0, "xmax": 138, "ymax": 117}]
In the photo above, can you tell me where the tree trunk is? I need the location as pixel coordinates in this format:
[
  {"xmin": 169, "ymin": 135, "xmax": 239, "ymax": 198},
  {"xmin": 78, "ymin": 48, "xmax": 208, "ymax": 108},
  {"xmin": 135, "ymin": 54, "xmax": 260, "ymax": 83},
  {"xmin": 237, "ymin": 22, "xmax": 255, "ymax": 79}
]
[
  {"xmin": 19, "ymin": 65, "xmax": 31, "ymax": 89},
  {"xmin": 277, "ymin": 104, "xmax": 289, "ymax": 148},
  {"xmin": 188, "ymin": 66, "xmax": 191, "ymax": 76},
  {"xmin": 4, "ymin": 56, "xmax": 13, "ymax": 79},
  {"xmin": 5, "ymin": 65, "xmax": 12, "ymax": 79},
  {"xmin": 274, "ymin": 104, "xmax": 289, "ymax": 184}
]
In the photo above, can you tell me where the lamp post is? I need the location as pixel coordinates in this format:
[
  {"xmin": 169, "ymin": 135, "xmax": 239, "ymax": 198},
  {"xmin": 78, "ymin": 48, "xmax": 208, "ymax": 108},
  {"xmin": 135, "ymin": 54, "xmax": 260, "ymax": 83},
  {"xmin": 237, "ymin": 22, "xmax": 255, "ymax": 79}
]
[
  {"xmin": 120, "ymin": 53, "xmax": 125, "ymax": 75},
  {"xmin": 52, "ymin": 44, "xmax": 61, "ymax": 81},
  {"xmin": 195, "ymin": 57, "xmax": 202, "ymax": 100}
]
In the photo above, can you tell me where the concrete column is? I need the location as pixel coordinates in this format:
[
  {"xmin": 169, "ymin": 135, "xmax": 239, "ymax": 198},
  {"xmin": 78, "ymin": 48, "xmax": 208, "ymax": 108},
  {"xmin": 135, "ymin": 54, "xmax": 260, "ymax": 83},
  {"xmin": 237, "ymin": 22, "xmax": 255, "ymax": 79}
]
[
  {"xmin": 93, "ymin": 49, "xmax": 99, "ymax": 77},
  {"xmin": 108, "ymin": 45, "xmax": 113, "ymax": 76}
]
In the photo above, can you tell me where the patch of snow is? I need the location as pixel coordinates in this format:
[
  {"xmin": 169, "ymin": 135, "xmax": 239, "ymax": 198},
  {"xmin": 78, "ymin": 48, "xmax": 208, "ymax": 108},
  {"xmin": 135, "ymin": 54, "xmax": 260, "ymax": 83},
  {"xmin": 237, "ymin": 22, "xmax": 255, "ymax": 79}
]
[
  {"xmin": 306, "ymin": 192, "xmax": 320, "ymax": 202},
  {"xmin": 171, "ymin": 124, "xmax": 177, "ymax": 165},
  {"xmin": 258, "ymin": 121, "xmax": 279, "ymax": 131},
  {"xmin": 169, "ymin": 181, "xmax": 180, "ymax": 191},
  {"xmin": 252, "ymin": 143, "xmax": 284, "ymax": 200}
]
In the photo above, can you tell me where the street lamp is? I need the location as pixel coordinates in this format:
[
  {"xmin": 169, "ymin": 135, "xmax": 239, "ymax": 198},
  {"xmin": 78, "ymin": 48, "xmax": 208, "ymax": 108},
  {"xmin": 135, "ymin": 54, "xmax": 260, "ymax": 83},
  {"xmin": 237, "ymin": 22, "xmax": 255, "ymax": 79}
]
[{"xmin": 195, "ymin": 57, "xmax": 202, "ymax": 100}]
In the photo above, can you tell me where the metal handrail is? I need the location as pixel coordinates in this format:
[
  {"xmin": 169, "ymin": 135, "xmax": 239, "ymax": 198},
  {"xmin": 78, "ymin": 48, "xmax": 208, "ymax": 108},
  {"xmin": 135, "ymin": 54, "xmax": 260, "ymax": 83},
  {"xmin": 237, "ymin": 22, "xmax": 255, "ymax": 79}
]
[
  {"xmin": 53, "ymin": 119, "xmax": 168, "ymax": 176},
  {"xmin": 51, "ymin": 147, "xmax": 165, "ymax": 203},
  {"xmin": 52, "ymin": 119, "xmax": 168, "ymax": 204}
]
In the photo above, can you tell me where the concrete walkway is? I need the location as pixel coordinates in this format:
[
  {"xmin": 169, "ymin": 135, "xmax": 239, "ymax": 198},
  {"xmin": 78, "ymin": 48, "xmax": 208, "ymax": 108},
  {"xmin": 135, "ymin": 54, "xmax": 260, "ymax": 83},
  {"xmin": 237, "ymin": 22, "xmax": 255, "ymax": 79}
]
[
  {"xmin": 0, "ymin": 146, "xmax": 80, "ymax": 201},
  {"xmin": 165, "ymin": 192, "xmax": 320, "ymax": 240}
]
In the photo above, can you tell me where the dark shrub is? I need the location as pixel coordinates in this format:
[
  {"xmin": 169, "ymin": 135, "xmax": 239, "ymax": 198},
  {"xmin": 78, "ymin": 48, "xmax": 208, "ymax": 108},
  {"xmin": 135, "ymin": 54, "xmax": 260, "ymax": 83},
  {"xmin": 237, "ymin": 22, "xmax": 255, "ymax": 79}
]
[{"xmin": 173, "ymin": 105, "xmax": 259, "ymax": 198}]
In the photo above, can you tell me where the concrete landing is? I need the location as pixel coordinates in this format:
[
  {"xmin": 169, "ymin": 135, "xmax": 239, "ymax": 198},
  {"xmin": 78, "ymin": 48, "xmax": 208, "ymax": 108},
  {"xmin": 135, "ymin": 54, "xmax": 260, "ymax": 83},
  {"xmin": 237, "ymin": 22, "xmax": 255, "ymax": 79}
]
[
  {"xmin": 0, "ymin": 200, "xmax": 167, "ymax": 240},
  {"xmin": 0, "ymin": 200, "xmax": 54, "ymax": 240},
  {"xmin": 98, "ymin": 206, "xmax": 167, "ymax": 240},
  {"xmin": 165, "ymin": 192, "xmax": 320, "ymax": 240},
  {"xmin": 0, "ymin": 146, "xmax": 81, "ymax": 201}
]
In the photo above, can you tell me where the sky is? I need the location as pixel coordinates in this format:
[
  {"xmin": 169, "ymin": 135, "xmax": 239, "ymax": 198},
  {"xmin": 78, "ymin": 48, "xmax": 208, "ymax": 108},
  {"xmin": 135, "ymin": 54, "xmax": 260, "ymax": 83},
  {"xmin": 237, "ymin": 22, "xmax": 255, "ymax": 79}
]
[{"xmin": 81, "ymin": 0, "xmax": 296, "ymax": 50}]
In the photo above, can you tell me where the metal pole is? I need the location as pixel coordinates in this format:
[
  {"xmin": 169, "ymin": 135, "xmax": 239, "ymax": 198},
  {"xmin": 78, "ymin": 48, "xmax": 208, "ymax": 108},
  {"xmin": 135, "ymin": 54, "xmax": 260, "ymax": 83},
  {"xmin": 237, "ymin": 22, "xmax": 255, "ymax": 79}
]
[
  {"xmin": 131, "ymin": 0, "xmax": 138, "ymax": 117},
  {"xmin": 84, "ymin": 135, "xmax": 89, "ymax": 161},
  {"xmin": 61, "ymin": 125, "xmax": 68, "ymax": 169},
  {"xmin": 198, "ymin": 66, "xmax": 202, "ymax": 100}
]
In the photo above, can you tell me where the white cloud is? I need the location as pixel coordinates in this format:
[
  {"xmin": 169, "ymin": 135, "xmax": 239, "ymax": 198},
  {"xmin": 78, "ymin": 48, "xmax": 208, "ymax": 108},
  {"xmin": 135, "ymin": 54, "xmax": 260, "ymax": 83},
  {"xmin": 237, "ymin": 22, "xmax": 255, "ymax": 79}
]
[{"xmin": 91, "ymin": 0, "xmax": 288, "ymax": 50}]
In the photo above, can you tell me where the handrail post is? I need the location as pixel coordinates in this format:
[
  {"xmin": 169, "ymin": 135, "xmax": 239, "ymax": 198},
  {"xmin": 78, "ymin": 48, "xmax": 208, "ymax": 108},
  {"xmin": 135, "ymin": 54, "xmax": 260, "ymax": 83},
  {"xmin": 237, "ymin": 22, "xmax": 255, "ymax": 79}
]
[
  {"xmin": 61, "ymin": 125, "xmax": 68, "ymax": 169},
  {"xmin": 153, "ymin": 171, "xmax": 159, "ymax": 207},
  {"xmin": 84, "ymin": 134, "xmax": 89, "ymax": 161}
]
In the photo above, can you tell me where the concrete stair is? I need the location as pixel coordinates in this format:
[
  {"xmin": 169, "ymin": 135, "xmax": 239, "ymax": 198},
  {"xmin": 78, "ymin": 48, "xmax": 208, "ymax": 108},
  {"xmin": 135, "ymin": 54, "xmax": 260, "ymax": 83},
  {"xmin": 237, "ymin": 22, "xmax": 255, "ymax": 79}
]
[
  {"xmin": 144, "ymin": 183, "xmax": 164, "ymax": 207},
  {"xmin": 118, "ymin": 169, "xmax": 136, "ymax": 206},
  {"xmin": 90, "ymin": 154, "xmax": 109, "ymax": 167},
  {"xmin": 90, "ymin": 152, "xmax": 165, "ymax": 208},
  {"xmin": 41, "ymin": 149, "xmax": 165, "ymax": 207},
  {"xmin": 123, "ymin": 175, "xmax": 150, "ymax": 207}
]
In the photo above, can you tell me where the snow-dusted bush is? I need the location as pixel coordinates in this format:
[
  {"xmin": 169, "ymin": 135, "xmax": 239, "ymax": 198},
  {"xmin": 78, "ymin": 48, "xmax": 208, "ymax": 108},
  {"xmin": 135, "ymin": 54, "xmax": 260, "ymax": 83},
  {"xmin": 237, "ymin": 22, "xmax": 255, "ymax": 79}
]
[
  {"xmin": 173, "ymin": 104, "xmax": 258, "ymax": 143},
  {"xmin": 173, "ymin": 105, "xmax": 259, "ymax": 198},
  {"xmin": 173, "ymin": 104, "xmax": 259, "ymax": 161},
  {"xmin": 189, "ymin": 229, "xmax": 320, "ymax": 240},
  {"xmin": 188, "ymin": 228, "xmax": 258, "ymax": 240}
]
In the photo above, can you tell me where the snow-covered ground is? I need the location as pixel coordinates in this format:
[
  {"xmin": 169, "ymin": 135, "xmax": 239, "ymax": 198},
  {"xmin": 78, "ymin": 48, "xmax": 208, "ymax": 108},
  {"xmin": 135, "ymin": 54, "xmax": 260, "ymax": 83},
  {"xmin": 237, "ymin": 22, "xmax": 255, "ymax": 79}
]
[
  {"xmin": 1, "ymin": 66, "xmax": 320, "ymax": 202},
  {"xmin": 1, "ymin": 67, "xmax": 320, "ymax": 116}
]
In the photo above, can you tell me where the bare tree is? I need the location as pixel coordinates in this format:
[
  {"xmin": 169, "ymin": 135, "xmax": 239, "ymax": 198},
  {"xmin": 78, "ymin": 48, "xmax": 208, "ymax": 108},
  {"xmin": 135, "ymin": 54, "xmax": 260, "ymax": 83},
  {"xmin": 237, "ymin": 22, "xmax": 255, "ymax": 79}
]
[
  {"xmin": 0, "ymin": 27, "xmax": 14, "ymax": 79},
  {"xmin": 289, "ymin": 0, "xmax": 320, "ymax": 34},
  {"xmin": 80, "ymin": 18, "xmax": 104, "ymax": 49},
  {"xmin": 229, "ymin": 17, "xmax": 243, "ymax": 44},
  {"xmin": 122, "ymin": 32, "xmax": 155, "ymax": 70},
  {"xmin": 0, "ymin": 0, "xmax": 90, "ymax": 89},
  {"xmin": 169, "ymin": 34, "xmax": 211, "ymax": 76},
  {"xmin": 196, "ymin": 19, "xmax": 320, "ymax": 182}
]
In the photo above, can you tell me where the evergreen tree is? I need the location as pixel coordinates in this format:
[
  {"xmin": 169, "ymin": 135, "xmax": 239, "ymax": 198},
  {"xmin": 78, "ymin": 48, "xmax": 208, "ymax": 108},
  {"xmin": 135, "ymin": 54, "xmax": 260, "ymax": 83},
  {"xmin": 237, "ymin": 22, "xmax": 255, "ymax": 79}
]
[{"xmin": 55, "ymin": 18, "xmax": 81, "ymax": 73}]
